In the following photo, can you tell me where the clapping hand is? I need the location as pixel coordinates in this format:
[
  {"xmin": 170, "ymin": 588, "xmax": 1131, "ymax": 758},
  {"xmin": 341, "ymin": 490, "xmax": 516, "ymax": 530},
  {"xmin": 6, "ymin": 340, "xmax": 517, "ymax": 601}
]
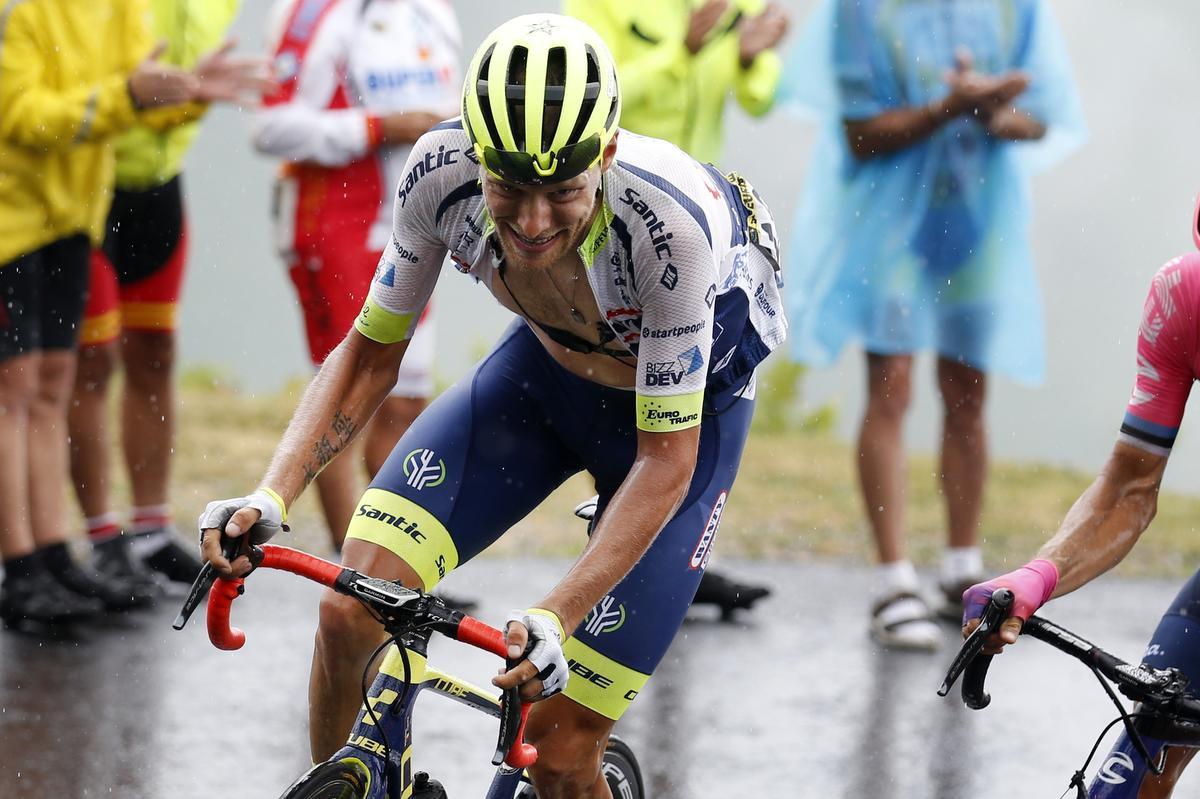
[
  {"xmin": 128, "ymin": 42, "xmax": 197, "ymax": 109},
  {"xmin": 685, "ymin": 0, "xmax": 730, "ymax": 55},
  {"xmin": 192, "ymin": 39, "xmax": 276, "ymax": 104},
  {"xmin": 941, "ymin": 47, "xmax": 1029, "ymax": 122},
  {"xmin": 738, "ymin": 2, "xmax": 789, "ymax": 68}
]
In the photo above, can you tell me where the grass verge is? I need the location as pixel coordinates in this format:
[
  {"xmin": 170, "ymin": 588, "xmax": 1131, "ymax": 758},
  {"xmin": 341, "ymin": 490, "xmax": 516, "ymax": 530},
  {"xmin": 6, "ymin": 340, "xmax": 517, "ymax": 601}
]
[{"xmin": 138, "ymin": 374, "xmax": 1200, "ymax": 580}]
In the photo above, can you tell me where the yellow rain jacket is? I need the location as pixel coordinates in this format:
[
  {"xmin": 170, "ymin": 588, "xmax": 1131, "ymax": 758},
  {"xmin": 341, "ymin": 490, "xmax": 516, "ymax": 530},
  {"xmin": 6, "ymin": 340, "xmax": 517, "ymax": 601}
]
[
  {"xmin": 114, "ymin": 0, "xmax": 240, "ymax": 190},
  {"xmin": 0, "ymin": 0, "xmax": 201, "ymax": 265},
  {"xmin": 564, "ymin": 0, "xmax": 782, "ymax": 165}
]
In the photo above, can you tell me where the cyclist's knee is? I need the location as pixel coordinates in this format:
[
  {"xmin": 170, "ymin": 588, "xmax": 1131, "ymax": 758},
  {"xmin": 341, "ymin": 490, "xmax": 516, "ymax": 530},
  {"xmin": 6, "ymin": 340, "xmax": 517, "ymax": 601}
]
[
  {"xmin": 316, "ymin": 588, "xmax": 380, "ymax": 653},
  {"xmin": 526, "ymin": 737, "xmax": 606, "ymax": 797},
  {"xmin": 525, "ymin": 700, "xmax": 612, "ymax": 796}
]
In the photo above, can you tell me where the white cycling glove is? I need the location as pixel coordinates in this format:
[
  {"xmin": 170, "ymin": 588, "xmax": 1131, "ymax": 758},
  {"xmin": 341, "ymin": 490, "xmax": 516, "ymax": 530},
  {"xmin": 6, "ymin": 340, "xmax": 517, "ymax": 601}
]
[
  {"xmin": 197, "ymin": 488, "xmax": 289, "ymax": 546},
  {"xmin": 505, "ymin": 608, "xmax": 569, "ymax": 699}
]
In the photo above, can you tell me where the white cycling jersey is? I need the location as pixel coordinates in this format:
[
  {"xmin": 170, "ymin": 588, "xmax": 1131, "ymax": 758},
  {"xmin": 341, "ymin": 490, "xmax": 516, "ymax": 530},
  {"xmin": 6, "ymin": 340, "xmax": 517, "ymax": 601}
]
[{"xmin": 355, "ymin": 122, "xmax": 787, "ymax": 431}]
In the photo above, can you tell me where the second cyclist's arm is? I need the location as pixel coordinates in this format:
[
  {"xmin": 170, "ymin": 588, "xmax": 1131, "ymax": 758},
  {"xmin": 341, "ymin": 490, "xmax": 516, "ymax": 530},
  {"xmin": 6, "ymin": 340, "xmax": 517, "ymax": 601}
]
[
  {"xmin": 1036, "ymin": 442, "xmax": 1166, "ymax": 597},
  {"xmin": 257, "ymin": 332, "xmax": 408, "ymax": 508},
  {"xmin": 1039, "ymin": 258, "xmax": 1198, "ymax": 596},
  {"xmin": 535, "ymin": 426, "xmax": 699, "ymax": 632}
]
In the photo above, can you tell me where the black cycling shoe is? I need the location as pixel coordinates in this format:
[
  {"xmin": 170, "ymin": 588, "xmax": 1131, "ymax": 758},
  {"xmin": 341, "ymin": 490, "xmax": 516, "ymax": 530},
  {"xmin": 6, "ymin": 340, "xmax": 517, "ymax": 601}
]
[
  {"xmin": 0, "ymin": 570, "xmax": 104, "ymax": 628},
  {"xmin": 692, "ymin": 569, "xmax": 771, "ymax": 620},
  {"xmin": 134, "ymin": 529, "xmax": 203, "ymax": 586},
  {"xmin": 43, "ymin": 543, "xmax": 156, "ymax": 611},
  {"xmin": 93, "ymin": 534, "xmax": 162, "ymax": 598}
]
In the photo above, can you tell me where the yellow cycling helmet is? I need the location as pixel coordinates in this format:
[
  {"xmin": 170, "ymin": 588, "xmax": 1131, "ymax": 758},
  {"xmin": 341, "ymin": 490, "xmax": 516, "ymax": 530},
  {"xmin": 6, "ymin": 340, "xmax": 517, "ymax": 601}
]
[{"xmin": 462, "ymin": 14, "xmax": 621, "ymax": 185}]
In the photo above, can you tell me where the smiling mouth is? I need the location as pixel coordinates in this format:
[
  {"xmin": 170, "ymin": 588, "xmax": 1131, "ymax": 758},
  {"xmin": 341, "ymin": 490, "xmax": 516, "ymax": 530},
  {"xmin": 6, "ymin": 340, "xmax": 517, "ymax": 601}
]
[{"xmin": 504, "ymin": 224, "xmax": 562, "ymax": 253}]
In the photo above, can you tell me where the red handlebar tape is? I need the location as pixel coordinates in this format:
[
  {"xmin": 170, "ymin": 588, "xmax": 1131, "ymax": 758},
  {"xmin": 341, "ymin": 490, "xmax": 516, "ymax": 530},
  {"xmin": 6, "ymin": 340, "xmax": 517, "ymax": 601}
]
[
  {"xmin": 207, "ymin": 577, "xmax": 246, "ymax": 651},
  {"xmin": 202, "ymin": 545, "xmax": 538, "ymax": 767},
  {"xmin": 259, "ymin": 545, "xmax": 343, "ymax": 586},
  {"xmin": 206, "ymin": 545, "xmax": 342, "ymax": 651}
]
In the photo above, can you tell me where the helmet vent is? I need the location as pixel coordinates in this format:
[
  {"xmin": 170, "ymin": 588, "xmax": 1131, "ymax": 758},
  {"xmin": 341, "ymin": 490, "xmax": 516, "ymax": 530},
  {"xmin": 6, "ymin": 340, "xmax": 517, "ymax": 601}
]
[
  {"xmin": 565, "ymin": 45, "xmax": 602, "ymax": 147},
  {"xmin": 506, "ymin": 46, "xmax": 530, "ymax": 150},
  {"xmin": 542, "ymin": 47, "xmax": 568, "ymax": 152},
  {"xmin": 474, "ymin": 43, "xmax": 504, "ymax": 152}
]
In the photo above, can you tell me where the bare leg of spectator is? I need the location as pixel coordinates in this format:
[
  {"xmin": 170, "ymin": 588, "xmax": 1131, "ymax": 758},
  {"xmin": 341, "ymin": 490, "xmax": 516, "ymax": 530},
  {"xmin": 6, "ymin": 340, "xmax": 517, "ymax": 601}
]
[
  {"xmin": 29, "ymin": 351, "xmax": 78, "ymax": 549},
  {"xmin": 121, "ymin": 330, "xmax": 175, "ymax": 508},
  {"xmin": 315, "ymin": 444, "xmax": 363, "ymax": 553},
  {"xmin": 69, "ymin": 337, "xmax": 165, "ymax": 597},
  {"xmin": 860, "ymin": 352, "xmax": 938, "ymax": 649},
  {"xmin": 935, "ymin": 357, "xmax": 987, "ymax": 613},
  {"xmin": 0, "ymin": 352, "xmax": 102, "ymax": 624},
  {"xmin": 859, "ymin": 352, "xmax": 913, "ymax": 565},
  {"xmin": 0, "ymin": 355, "xmax": 37, "ymax": 561},
  {"xmin": 30, "ymin": 350, "xmax": 147, "ymax": 613},
  {"xmin": 121, "ymin": 328, "xmax": 201, "ymax": 586},
  {"xmin": 68, "ymin": 341, "xmax": 118, "ymax": 522},
  {"xmin": 363, "ymin": 395, "xmax": 426, "ymax": 477}
]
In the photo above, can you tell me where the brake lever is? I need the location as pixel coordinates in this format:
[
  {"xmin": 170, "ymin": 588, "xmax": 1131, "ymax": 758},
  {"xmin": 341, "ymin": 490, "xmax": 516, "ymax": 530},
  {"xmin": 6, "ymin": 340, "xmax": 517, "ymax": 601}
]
[
  {"xmin": 172, "ymin": 535, "xmax": 253, "ymax": 631},
  {"xmin": 937, "ymin": 587, "xmax": 1014, "ymax": 708},
  {"xmin": 492, "ymin": 644, "xmax": 537, "ymax": 769}
]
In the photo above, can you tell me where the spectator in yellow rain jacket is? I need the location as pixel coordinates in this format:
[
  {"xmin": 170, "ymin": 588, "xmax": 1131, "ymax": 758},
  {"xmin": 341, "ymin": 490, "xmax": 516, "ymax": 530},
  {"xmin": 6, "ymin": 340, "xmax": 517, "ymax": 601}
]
[
  {"xmin": 565, "ymin": 0, "xmax": 788, "ymax": 165},
  {"xmin": 0, "ymin": 0, "xmax": 264, "ymax": 627},
  {"xmin": 69, "ymin": 0, "xmax": 244, "ymax": 602}
]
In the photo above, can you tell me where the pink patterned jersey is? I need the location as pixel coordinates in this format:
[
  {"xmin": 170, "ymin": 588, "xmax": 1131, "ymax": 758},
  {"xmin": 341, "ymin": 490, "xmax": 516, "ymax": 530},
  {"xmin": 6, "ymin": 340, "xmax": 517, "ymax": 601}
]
[{"xmin": 1120, "ymin": 253, "xmax": 1200, "ymax": 456}]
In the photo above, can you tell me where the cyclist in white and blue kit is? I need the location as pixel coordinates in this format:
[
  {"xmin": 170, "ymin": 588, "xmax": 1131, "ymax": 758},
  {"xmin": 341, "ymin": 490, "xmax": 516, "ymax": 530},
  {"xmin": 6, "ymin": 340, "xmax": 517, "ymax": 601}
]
[{"xmin": 200, "ymin": 13, "xmax": 785, "ymax": 794}]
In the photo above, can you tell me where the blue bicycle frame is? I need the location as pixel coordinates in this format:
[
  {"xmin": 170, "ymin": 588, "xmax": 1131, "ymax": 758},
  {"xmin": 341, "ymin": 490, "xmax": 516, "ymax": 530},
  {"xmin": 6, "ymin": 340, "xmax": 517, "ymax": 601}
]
[{"xmin": 295, "ymin": 628, "xmax": 531, "ymax": 799}]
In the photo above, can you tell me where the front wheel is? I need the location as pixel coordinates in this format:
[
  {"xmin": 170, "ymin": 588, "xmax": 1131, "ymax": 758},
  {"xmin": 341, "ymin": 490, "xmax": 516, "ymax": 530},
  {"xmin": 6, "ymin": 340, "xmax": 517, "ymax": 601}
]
[
  {"xmin": 279, "ymin": 759, "xmax": 371, "ymax": 799},
  {"xmin": 601, "ymin": 735, "xmax": 644, "ymax": 799}
]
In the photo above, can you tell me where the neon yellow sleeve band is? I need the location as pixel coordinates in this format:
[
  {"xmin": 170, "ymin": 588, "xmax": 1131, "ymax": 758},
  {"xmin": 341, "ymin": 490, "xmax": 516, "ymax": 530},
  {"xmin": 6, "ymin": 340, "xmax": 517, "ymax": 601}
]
[
  {"xmin": 527, "ymin": 607, "xmax": 567, "ymax": 640},
  {"xmin": 636, "ymin": 392, "xmax": 703, "ymax": 432},
  {"xmin": 256, "ymin": 486, "xmax": 288, "ymax": 523},
  {"xmin": 354, "ymin": 298, "xmax": 416, "ymax": 344}
]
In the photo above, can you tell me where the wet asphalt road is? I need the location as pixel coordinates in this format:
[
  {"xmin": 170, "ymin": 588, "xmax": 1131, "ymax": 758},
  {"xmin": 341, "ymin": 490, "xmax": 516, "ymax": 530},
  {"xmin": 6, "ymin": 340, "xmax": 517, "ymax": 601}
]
[{"xmin": 2, "ymin": 557, "xmax": 1197, "ymax": 799}]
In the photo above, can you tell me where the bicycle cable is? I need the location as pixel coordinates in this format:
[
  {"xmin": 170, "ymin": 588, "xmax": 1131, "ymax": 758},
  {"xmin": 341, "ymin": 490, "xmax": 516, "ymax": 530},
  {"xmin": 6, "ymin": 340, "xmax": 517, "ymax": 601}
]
[
  {"xmin": 1063, "ymin": 715, "xmax": 1133, "ymax": 799},
  {"xmin": 1087, "ymin": 662, "xmax": 1163, "ymax": 774},
  {"xmin": 356, "ymin": 615, "xmax": 445, "ymax": 777},
  {"xmin": 1059, "ymin": 663, "xmax": 1168, "ymax": 797},
  {"xmin": 360, "ymin": 631, "xmax": 406, "ymax": 770}
]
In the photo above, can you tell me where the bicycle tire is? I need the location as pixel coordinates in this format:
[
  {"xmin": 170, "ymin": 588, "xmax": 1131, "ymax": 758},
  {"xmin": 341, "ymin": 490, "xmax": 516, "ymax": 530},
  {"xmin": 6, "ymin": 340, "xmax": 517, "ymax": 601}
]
[
  {"xmin": 601, "ymin": 735, "xmax": 645, "ymax": 799},
  {"xmin": 278, "ymin": 759, "xmax": 372, "ymax": 799}
]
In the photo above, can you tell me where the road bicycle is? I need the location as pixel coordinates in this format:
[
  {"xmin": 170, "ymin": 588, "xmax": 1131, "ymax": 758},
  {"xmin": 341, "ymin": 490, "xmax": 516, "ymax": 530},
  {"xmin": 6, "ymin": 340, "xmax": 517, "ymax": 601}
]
[
  {"xmin": 940, "ymin": 588, "xmax": 1200, "ymax": 798},
  {"xmin": 174, "ymin": 540, "xmax": 645, "ymax": 799}
]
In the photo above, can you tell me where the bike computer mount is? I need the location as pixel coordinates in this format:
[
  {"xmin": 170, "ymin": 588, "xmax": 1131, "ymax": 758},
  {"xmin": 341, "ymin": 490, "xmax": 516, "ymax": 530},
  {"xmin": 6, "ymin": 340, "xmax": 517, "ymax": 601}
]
[{"xmin": 350, "ymin": 576, "xmax": 421, "ymax": 608}]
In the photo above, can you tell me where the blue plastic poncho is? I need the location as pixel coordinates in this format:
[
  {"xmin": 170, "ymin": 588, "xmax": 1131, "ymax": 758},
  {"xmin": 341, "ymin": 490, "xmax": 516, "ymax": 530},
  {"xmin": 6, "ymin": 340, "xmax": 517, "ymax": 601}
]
[{"xmin": 781, "ymin": 0, "xmax": 1086, "ymax": 384}]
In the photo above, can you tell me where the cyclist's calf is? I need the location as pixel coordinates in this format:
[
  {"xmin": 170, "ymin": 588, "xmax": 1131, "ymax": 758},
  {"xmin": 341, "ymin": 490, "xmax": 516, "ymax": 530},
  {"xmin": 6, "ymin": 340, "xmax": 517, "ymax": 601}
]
[
  {"xmin": 311, "ymin": 544, "xmax": 426, "ymax": 759},
  {"xmin": 524, "ymin": 696, "xmax": 615, "ymax": 799}
]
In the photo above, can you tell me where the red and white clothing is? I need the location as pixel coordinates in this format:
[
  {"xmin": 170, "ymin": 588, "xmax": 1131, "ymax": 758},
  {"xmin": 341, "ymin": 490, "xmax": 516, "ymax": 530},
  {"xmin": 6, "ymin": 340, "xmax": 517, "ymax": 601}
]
[
  {"xmin": 254, "ymin": 0, "xmax": 459, "ymax": 393},
  {"xmin": 1120, "ymin": 252, "xmax": 1200, "ymax": 457}
]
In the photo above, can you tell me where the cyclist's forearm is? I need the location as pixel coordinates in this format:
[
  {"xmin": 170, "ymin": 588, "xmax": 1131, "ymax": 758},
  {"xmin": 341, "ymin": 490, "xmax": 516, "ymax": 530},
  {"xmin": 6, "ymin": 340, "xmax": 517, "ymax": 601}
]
[
  {"xmin": 1037, "ymin": 446, "xmax": 1164, "ymax": 596},
  {"xmin": 260, "ymin": 337, "xmax": 405, "ymax": 508},
  {"xmin": 537, "ymin": 448, "xmax": 695, "ymax": 632}
]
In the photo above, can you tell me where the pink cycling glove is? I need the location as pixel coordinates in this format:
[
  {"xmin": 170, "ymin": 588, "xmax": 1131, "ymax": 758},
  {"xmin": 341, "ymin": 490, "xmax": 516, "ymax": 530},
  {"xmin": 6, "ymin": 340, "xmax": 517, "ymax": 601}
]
[{"xmin": 960, "ymin": 559, "xmax": 1060, "ymax": 626}]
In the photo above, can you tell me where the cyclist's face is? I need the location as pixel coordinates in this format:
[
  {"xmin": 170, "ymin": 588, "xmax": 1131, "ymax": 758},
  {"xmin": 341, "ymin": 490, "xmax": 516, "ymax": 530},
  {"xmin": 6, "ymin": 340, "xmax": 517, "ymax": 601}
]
[{"xmin": 483, "ymin": 138, "xmax": 617, "ymax": 271}]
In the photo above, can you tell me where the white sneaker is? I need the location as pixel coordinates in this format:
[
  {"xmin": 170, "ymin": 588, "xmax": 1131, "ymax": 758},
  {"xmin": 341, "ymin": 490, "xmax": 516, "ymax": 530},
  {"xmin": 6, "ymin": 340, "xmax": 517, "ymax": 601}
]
[{"xmin": 870, "ymin": 591, "xmax": 942, "ymax": 650}]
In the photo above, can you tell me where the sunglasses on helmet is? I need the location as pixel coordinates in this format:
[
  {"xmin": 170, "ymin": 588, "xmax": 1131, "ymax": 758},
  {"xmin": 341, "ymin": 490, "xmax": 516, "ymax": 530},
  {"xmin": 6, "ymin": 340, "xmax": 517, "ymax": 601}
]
[{"xmin": 480, "ymin": 134, "xmax": 603, "ymax": 186}]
